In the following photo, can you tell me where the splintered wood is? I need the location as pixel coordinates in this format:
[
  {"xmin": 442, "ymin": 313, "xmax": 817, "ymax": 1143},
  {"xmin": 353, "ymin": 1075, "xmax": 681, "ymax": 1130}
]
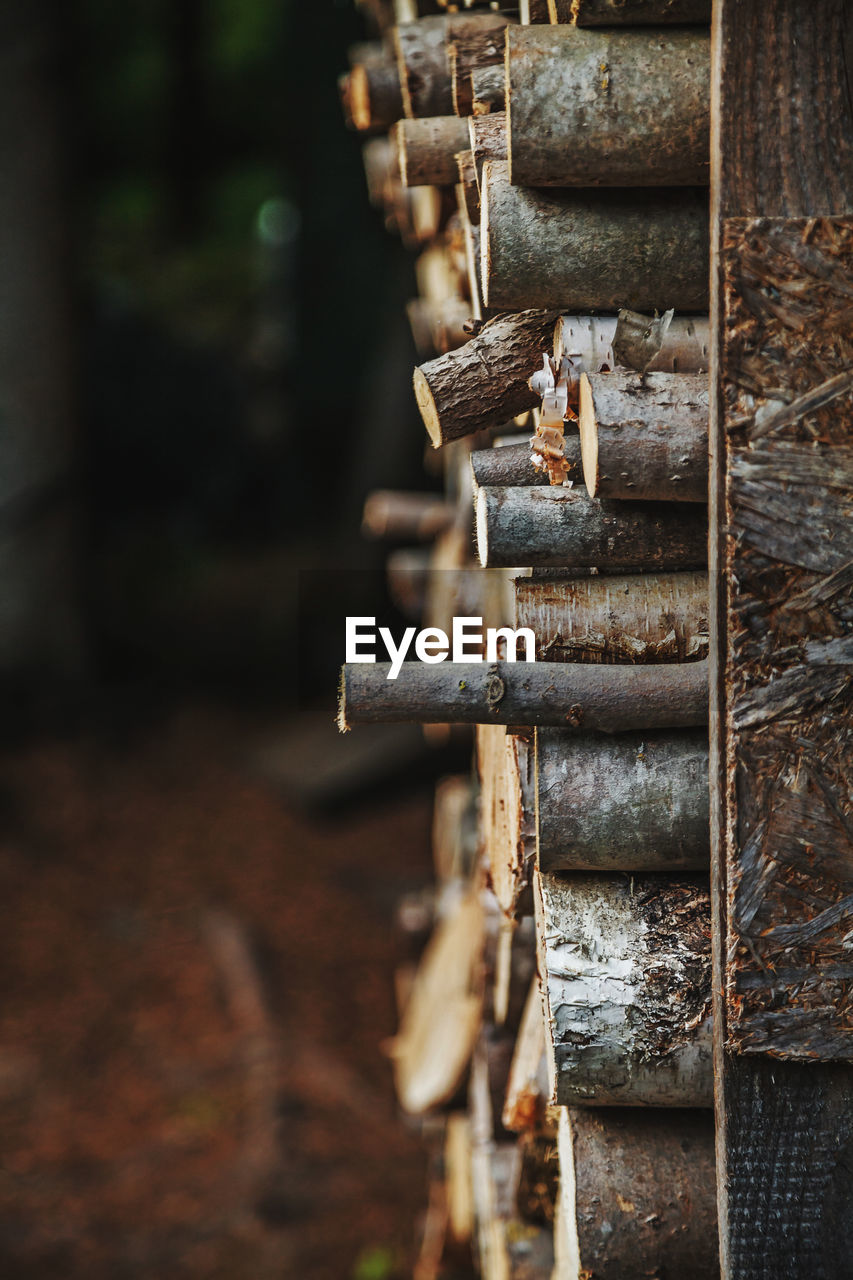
[{"xmin": 721, "ymin": 216, "xmax": 853, "ymax": 1058}]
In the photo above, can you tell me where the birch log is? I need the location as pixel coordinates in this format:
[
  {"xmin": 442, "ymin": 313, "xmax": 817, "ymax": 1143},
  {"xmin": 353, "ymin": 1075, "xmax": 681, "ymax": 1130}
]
[
  {"xmin": 506, "ymin": 26, "xmax": 709, "ymax": 187},
  {"xmin": 481, "ymin": 162, "xmax": 709, "ymax": 311},
  {"xmin": 471, "ymin": 440, "xmax": 582, "ymax": 487},
  {"xmin": 339, "ymin": 659, "xmax": 709, "ymax": 730},
  {"xmin": 535, "ymin": 728, "xmax": 710, "ymax": 871},
  {"xmin": 414, "ymin": 310, "xmax": 558, "ymax": 447},
  {"xmin": 579, "ymin": 371, "xmax": 709, "ymax": 502},
  {"xmin": 476, "ymin": 487, "xmax": 707, "ymax": 570},
  {"xmin": 477, "ymin": 725, "xmax": 536, "ymax": 917},
  {"xmin": 514, "ymin": 571, "xmax": 709, "ymax": 664},
  {"xmin": 551, "ymin": 0, "xmax": 712, "ymax": 22},
  {"xmin": 394, "ymin": 116, "xmax": 471, "ymax": 186},
  {"xmin": 535, "ymin": 872, "xmax": 713, "ymax": 1106},
  {"xmin": 555, "ymin": 1107, "xmax": 718, "ymax": 1280},
  {"xmin": 554, "ymin": 312, "xmax": 710, "ymax": 374}
]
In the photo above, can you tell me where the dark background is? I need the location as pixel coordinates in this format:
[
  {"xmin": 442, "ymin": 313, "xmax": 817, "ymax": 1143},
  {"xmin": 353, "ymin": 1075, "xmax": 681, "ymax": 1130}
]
[{"xmin": 0, "ymin": 2, "xmax": 448, "ymax": 1276}]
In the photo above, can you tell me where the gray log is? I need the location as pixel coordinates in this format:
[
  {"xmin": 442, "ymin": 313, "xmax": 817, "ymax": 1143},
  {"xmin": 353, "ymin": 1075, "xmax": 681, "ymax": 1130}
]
[
  {"xmin": 536, "ymin": 872, "xmax": 713, "ymax": 1106},
  {"xmin": 394, "ymin": 115, "xmax": 471, "ymax": 186},
  {"xmin": 394, "ymin": 16, "xmax": 454, "ymax": 118},
  {"xmin": 414, "ymin": 310, "xmax": 558, "ymax": 447},
  {"xmin": 536, "ymin": 728, "xmax": 710, "ymax": 871},
  {"xmin": 476, "ymin": 486, "xmax": 707, "ymax": 570},
  {"xmin": 347, "ymin": 53, "xmax": 404, "ymax": 132},
  {"xmin": 471, "ymin": 439, "xmax": 581, "ymax": 487},
  {"xmin": 481, "ymin": 161, "xmax": 709, "ymax": 312},
  {"xmin": 548, "ymin": 0, "xmax": 711, "ymax": 21},
  {"xmin": 556, "ymin": 1107, "xmax": 719, "ymax": 1279},
  {"xmin": 339, "ymin": 659, "xmax": 709, "ymax": 730},
  {"xmin": 579, "ymin": 370, "xmax": 709, "ymax": 502},
  {"xmin": 506, "ymin": 26, "xmax": 709, "ymax": 187},
  {"xmin": 450, "ymin": 14, "xmax": 515, "ymax": 116},
  {"xmin": 514, "ymin": 570, "xmax": 709, "ymax": 664},
  {"xmin": 554, "ymin": 312, "xmax": 710, "ymax": 375},
  {"xmin": 469, "ymin": 111, "xmax": 507, "ymax": 192},
  {"xmin": 471, "ymin": 64, "xmax": 506, "ymax": 115}
]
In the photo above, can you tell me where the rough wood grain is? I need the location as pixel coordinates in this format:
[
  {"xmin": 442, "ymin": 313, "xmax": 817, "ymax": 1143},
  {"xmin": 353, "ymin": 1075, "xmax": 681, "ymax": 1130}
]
[
  {"xmin": 554, "ymin": 312, "xmax": 710, "ymax": 375},
  {"xmin": 471, "ymin": 440, "xmax": 581, "ymax": 488},
  {"xmin": 339, "ymin": 658, "xmax": 709, "ymax": 731},
  {"xmin": 536, "ymin": 728, "xmax": 710, "ymax": 872},
  {"xmin": 477, "ymin": 725, "xmax": 536, "ymax": 918},
  {"xmin": 506, "ymin": 26, "xmax": 709, "ymax": 187},
  {"xmin": 535, "ymin": 871, "xmax": 713, "ymax": 1106},
  {"xmin": 481, "ymin": 161, "xmax": 710, "ymax": 312},
  {"xmin": 394, "ymin": 115, "xmax": 471, "ymax": 186}
]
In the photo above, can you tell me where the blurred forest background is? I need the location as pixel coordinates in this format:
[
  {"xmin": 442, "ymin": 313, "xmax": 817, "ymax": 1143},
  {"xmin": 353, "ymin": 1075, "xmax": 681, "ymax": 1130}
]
[{"xmin": 0, "ymin": 1, "xmax": 446, "ymax": 1277}]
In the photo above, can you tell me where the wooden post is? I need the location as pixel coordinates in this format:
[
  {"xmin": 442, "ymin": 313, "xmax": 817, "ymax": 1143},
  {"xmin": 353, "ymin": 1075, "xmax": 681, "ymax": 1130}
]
[
  {"xmin": 535, "ymin": 728, "xmax": 709, "ymax": 872},
  {"xmin": 414, "ymin": 310, "xmax": 558, "ymax": 447},
  {"xmin": 339, "ymin": 659, "xmax": 709, "ymax": 731},
  {"xmin": 394, "ymin": 116, "xmax": 472, "ymax": 186},
  {"xmin": 481, "ymin": 162, "xmax": 710, "ymax": 311},
  {"xmin": 578, "ymin": 371, "xmax": 709, "ymax": 502},
  {"xmin": 548, "ymin": 0, "xmax": 710, "ymax": 21},
  {"xmin": 476, "ymin": 486, "xmax": 707, "ymax": 570},
  {"xmin": 535, "ymin": 871, "xmax": 713, "ymax": 1106},
  {"xmin": 555, "ymin": 1107, "xmax": 718, "ymax": 1279},
  {"xmin": 506, "ymin": 26, "xmax": 709, "ymax": 187},
  {"xmin": 554, "ymin": 312, "xmax": 710, "ymax": 375},
  {"xmin": 709, "ymin": 4, "xmax": 853, "ymax": 1275},
  {"xmin": 514, "ymin": 571, "xmax": 709, "ymax": 664}
]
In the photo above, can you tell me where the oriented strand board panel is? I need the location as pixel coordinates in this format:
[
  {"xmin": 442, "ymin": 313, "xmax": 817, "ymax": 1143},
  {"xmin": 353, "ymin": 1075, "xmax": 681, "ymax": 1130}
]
[{"xmin": 721, "ymin": 216, "xmax": 853, "ymax": 1058}]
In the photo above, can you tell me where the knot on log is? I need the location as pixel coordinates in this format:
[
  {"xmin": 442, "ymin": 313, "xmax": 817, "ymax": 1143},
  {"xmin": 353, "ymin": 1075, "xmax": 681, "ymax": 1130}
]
[
  {"xmin": 566, "ymin": 704, "xmax": 584, "ymax": 727},
  {"xmin": 485, "ymin": 667, "xmax": 506, "ymax": 712}
]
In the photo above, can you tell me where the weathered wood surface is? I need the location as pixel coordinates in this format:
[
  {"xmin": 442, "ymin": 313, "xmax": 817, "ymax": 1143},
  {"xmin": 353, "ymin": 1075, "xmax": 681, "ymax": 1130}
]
[
  {"xmin": 506, "ymin": 26, "xmax": 709, "ymax": 187},
  {"xmin": 347, "ymin": 51, "xmax": 404, "ymax": 132},
  {"xmin": 413, "ymin": 310, "xmax": 557, "ymax": 447},
  {"xmin": 471, "ymin": 64, "xmax": 505, "ymax": 116},
  {"xmin": 555, "ymin": 1106, "xmax": 718, "ymax": 1280},
  {"xmin": 394, "ymin": 115, "xmax": 471, "ymax": 187},
  {"xmin": 471, "ymin": 440, "xmax": 580, "ymax": 488},
  {"xmin": 549, "ymin": 0, "xmax": 710, "ymax": 20},
  {"xmin": 476, "ymin": 485, "xmax": 707, "ymax": 570},
  {"xmin": 395, "ymin": 12, "xmax": 511, "ymax": 118},
  {"xmin": 554, "ymin": 312, "xmax": 710, "ymax": 375},
  {"xmin": 514, "ymin": 571, "xmax": 709, "ymax": 664},
  {"xmin": 481, "ymin": 162, "xmax": 710, "ymax": 311},
  {"xmin": 709, "ymin": 4, "xmax": 853, "ymax": 1275},
  {"xmin": 503, "ymin": 978, "xmax": 549, "ymax": 1132},
  {"xmin": 469, "ymin": 111, "xmax": 506, "ymax": 192},
  {"xmin": 578, "ymin": 370, "xmax": 709, "ymax": 502},
  {"xmin": 536, "ymin": 728, "xmax": 709, "ymax": 872},
  {"xmin": 339, "ymin": 659, "xmax": 709, "ymax": 730},
  {"xmin": 450, "ymin": 15, "xmax": 514, "ymax": 117},
  {"xmin": 477, "ymin": 725, "xmax": 536, "ymax": 918},
  {"xmin": 536, "ymin": 871, "xmax": 713, "ymax": 1106}
]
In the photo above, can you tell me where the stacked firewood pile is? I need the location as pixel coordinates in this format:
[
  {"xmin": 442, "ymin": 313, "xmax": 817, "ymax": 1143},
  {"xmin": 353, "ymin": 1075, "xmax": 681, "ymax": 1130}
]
[{"xmin": 339, "ymin": 2, "xmax": 721, "ymax": 1275}]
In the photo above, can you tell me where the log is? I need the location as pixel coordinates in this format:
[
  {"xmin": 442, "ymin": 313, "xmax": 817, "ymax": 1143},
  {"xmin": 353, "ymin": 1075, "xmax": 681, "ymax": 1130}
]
[
  {"xmin": 535, "ymin": 728, "xmax": 710, "ymax": 872},
  {"xmin": 517, "ymin": 1125, "xmax": 559, "ymax": 1225},
  {"xmin": 388, "ymin": 888, "xmax": 485, "ymax": 1113},
  {"xmin": 477, "ymin": 725, "xmax": 536, "ymax": 917},
  {"xmin": 481, "ymin": 162, "xmax": 709, "ymax": 311},
  {"xmin": 339, "ymin": 659, "xmax": 709, "ymax": 731},
  {"xmin": 578, "ymin": 370, "xmax": 709, "ymax": 502},
  {"xmin": 520, "ymin": 0, "xmax": 551, "ymax": 20},
  {"xmin": 450, "ymin": 14, "xmax": 515, "ymax": 117},
  {"xmin": 348, "ymin": 54, "xmax": 404, "ymax": 131},
  {"xmin": 406, "ymin": 296, "xmax": 472, "ymax": 356},
  {"xmin": 454, "ymin": 150, "xmax": 480, "ymax": 224},
  {"xmin": 471, "ymin": 440, "xmax": 582, "ymax": 487},
  {"xmin": 395, "ymin": 12, "xmax": 512, "ymax": 119},
  {"xmin": 395, "ymin": 115, "xmax": 472, "ymax": 187},
  {"xmin": 469, "ymin": 112, "xmax": 507, "ymax": 192},
  {"xmin": 444, "ymin": 1113, "xmax": 474, "ymax": 1242},
  {"xmin": 506, "ymin": 26, "xmax": 709, "ymax": 187},
  {"xmin": 555, "ymin": 1107, "xmax": 718, "ymax": 1279},
  {"xmin": 503, "ymin": 977, "xmax": 549, "ymax": 1132},
  {"xmin": 471, "ymin": 65, "xmax": 505, "ymax": 116},
  {"xmin": 549, "ymin": 0, "xmax": 711, "ymax": 20},
  {"xmin": 492, "ymin": 914, "xmax": 536, "ymax": 1029},
  {"xmin": 554, "ymin": 311, "xmax": 710, "ymax": 374},
  {"xmin": 362, "ymin": 490, "xmax": 457, "ymax": 540},
  {"xmin": 476, "ymin": 486, "xmax": 707, "ymax": 570},
  {"xmin": 432, "ymin": 774, "xmax": 478, "ymax": 883},
  {"xmin": 386, "ymin": 546, "xmax": 431, "ymax": 619},
  {"xmin": 470, "ymin": 1140, "xmax": 555, "ymax": 1280},
  {"xmin": 414, "ymin": 310, "xmax": 558, "ymax": 447},
  {"xmin": 535, "ymin": 872, "xmax": 713, "ymax": 1106},
  {"xmin": 514, "ymin": 570, "xmax": 710, "ymax": 664}
]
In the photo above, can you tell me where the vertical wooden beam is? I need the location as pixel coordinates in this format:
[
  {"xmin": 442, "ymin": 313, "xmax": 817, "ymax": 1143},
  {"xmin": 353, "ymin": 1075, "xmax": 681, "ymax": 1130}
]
[{"xmin": 710, "ymin": 3, "xmax": 853, "ymax": 1275}]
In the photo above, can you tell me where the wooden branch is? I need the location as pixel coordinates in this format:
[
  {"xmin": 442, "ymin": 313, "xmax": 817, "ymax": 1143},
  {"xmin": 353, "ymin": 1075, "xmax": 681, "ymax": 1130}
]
[
  {"xmin": 554, "ymin": 312, "xmax": 710, "ymax": 375},
  {"xmin": 477, "ymin": 725, "xmax": 535, "ymax": 917},
  {"xmin": 476, "ymin": 486, "xmax": 707, "ymax": 570},
  {"xmin": 414, "ymin": 310, "xmax": 558, "ymax": 447},
  {"xmin": 471, "ymin": 64, "xmax": 505, "ymax": 116},
  {"xmin": 339, "ymin": 659, "xmax": 709, "ymax": 731},
  {"xmin": 395, "ymin": 12, "xmax": 512, "ymax": 119},
  {"xmin": 481, "ymin": 162, "xmax": 710, "ymax": 311},
  {"xmin": 506, "ymin": 26, "xmax": 709, "ymax": 187},
  {"xmin": 578, "ymin": 370, "xmax": 709, "ymax": 502},
  {"xmin": 548, "ymin": 0, "xmax": 710, "ymax": 21},
  {"xmin": 471, "ymin": 439, "xmax": 581, "ymax": 487},
  {"xmin": 407, "ymin": 296, "xmax": 472, "ymax": 356},
  {"xmin": 362, "ymin": 490, "xmax": 457, "ymax": 540},
  {"xmin": 394, "ymin": 116, "xmax": 471, "ymax": 187},
  {"xmin": 535, "ymin": 871, "xmax": 713, "ymax": 1106},
  {"xmin": 536, "ymin": 728, "xmax": 710, "ymax": 872},
  {"xmin": 555, "ymin": 1107, "xmax": 718, "ymax": 1279},
  {"xmin": 348, "ymin": 54, "xmax": 404, "ymax": 131},
  {"xmin": 450, "ymin": 14, "xmax": 515, "ymax": 117},
  {"xmin": 514, "ymin": 571, "xmax": 709, "ymax": 664}
]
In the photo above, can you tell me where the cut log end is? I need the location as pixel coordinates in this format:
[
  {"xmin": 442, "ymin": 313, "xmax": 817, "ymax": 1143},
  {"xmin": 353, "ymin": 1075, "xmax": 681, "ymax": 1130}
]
[
  {"xmin": 480, "ymin": 165, "xmax": 492, "ymax": 307},
  {"xmin": 475, "ymin": 486, "xmax": 489, "ymax": 567},
  {"xmin": 413, "ymin": 366, "xmax": 443, "ymax": 448},
  {"xmin": 348, "ymin": 64, "xmax": 372, "ymax": 132},
  {"xmin": 337, "ymin": 667, "xmax": 350, "ymax": 734},
  {"xmin": 578, "ymin": 372, "xmax": 598, "ymax": 498}
]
